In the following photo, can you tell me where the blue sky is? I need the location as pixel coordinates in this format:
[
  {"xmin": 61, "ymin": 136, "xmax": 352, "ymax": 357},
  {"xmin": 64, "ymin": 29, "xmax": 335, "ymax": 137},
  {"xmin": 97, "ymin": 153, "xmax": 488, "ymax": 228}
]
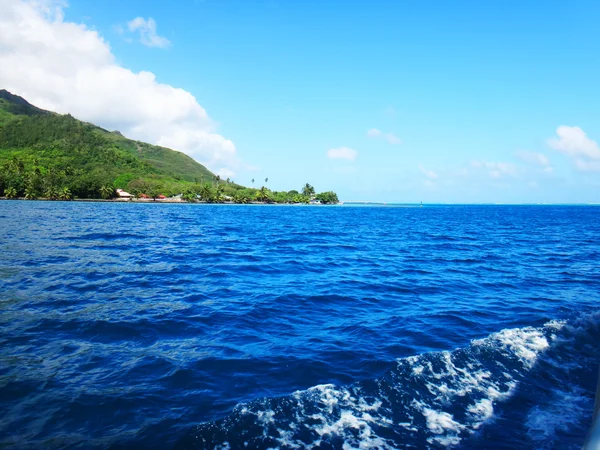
[{"xmin": 2, "ymin": 0, "xmax": 599, "ymax": 202}]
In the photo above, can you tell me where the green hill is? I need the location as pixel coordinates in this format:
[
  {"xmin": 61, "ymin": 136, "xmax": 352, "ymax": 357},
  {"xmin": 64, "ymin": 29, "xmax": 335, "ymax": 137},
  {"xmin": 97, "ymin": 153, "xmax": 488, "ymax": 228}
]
[
  {"xmin": 0, "ymin": 89, "xmax": 219, "ymax": 198},
  {"xmin": 0, "ymin": 90, "xmax": 339, "ymax": 204}
]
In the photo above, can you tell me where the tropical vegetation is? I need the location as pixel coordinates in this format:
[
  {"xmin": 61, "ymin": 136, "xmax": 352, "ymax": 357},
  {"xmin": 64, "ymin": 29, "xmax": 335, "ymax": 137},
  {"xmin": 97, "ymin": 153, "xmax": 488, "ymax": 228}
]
[{"xmin": 0, "ymin": 89, "xmax": 339, "ymax": 204}]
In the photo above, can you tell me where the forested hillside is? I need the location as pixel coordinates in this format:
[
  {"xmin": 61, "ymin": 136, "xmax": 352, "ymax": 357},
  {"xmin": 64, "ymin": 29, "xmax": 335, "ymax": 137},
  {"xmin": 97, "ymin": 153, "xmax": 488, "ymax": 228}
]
[
  {"xmin": 0, "ymin": 90, "xmax": 339, "ymax": 203},
  {"xmin": 0, "ymin": 89, "xmax": 218, "ymax": 198}
]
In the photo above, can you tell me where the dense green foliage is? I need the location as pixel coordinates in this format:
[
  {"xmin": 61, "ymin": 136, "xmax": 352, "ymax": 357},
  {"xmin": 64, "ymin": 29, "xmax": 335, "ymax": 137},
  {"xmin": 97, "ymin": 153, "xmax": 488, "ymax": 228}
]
[
  {"xmin": 0, "ymin": 90, "xmax": 339, "ymax": 203},
  {"xmin": 315, "ymin": 191, "xmax": 339, "ymax": 204},
  {"xmin": 0, "ymin": 89, "xmax": 217, "ymax": 198}
]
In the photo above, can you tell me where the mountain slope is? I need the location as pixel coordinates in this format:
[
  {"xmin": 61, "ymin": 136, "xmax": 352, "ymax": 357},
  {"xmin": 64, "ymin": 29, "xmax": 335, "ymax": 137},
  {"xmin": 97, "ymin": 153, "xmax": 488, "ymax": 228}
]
[
  {"xmin": 0, "ymin": 89, "xmax": 50, "ymax": 126},
  {"xmin": 0, "ymin": 90, "xmax": 218, "ymax": 197}
]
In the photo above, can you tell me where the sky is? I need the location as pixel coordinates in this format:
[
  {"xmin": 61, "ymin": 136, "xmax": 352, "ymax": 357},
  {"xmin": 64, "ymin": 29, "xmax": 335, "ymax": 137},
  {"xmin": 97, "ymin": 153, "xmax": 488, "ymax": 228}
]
[{"xmin": 1, "ymin": 0, "xmax": 599, "ymax": 203}]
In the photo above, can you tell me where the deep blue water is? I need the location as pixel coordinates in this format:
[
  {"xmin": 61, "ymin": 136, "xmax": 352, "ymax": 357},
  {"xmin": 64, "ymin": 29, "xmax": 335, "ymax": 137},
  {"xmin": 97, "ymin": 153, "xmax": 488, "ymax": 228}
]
[{"xmin": 0, "ymin": 201, "xmax": 599, "ymax": 449}]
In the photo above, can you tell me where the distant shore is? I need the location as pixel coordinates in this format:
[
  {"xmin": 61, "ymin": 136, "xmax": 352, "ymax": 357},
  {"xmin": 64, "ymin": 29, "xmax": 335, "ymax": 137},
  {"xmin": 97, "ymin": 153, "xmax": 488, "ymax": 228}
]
[{"xmin": 0, "ymin": 197, "xmax": 342, "ymax": 205}]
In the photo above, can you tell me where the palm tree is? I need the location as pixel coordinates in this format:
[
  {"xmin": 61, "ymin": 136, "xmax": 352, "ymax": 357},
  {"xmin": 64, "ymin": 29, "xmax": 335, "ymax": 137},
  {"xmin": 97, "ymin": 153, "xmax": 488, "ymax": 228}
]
[
  {"xmin": 5, "ymin": 187, "xmax": 17, "ymax": 199},
  {"xmin": 45, "ymin": 186, "xmax": 59, "ymax": 200},
  {"xmin": 24, "ymin": 186, "xmax": 37, "ymax": 200},
  {"xmin": 302, "ymin": 183, "xmax": 315, "ymax": 197},
  {"xmin": 215, "ymin": 184, "xmax": 225, "ymax": 203},
  {"xmin": 226, "ymin": 177, "xmax": 231, "ymax": 184},
  {"xmin": 257, "ymin": 186, "xmax": 271, "ymax": 203},
  {"xmin": 199, "ymin": 183, "xmax": 212, "ymax": 202},
  {"xmin": 233, "ymin": 191, "xmax": 248, "ymax": 204},
  {"xmin": 59, "ymin": 187, "xmax": 72, "ymax": 201},
  {"xmin": 100, "ymin": 185, "xmax": 114, "ymax": 199}
]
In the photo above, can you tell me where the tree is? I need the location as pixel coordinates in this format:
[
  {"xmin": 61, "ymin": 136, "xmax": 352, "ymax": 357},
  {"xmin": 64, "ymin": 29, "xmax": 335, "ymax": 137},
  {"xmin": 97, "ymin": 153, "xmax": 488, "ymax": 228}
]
[
  {"xmin": 5, "ymin": 187, "xmax": 17, "ymax": 199},
  {"xmin": 257, "ymin": 186, "xmax": 272, "ymax": 203},
  {"xmin": 315, "ymin": 191, "xmax": 339, "ymax": 204},
  {"xmin": 199, "ymin": 183, "xmax": 213, "ymax": 202},
  {"xmin": 302, "ymin": 183, "xmax": 315, "ymax": 197},
  {"xmin": 24, "ymin": 186, "xmax": 37, "ymax": 200},
  {"xmin": 100, "ymin": 185, "xmax": 115, "ymax": 199},
  {"xmin": 273, "ymin": 191, "xmax": 288, "ymax": 203},
  {"xmin": 147, "ymin": 183, "xmax": 164, "ymax": 201},
  {"xmin": 182, "ymin": 187, "xmax": 197, "ymax": 202},
  {"xmin": 215, "ymin": 184, "xmax": 225, "ymax": 203},
  {"xmin": 233, "ymin": 190, "xmax": 250, "ymax": 204},
  {"xmin": 59, "ymin": 187, "xmax": 72, "ymax": 201},
  {"xmin": 293, "ymin": 194, "xmax": 310, "ymax": 204},
  {"xmin": 45, "ymin": 186, "xmax": 59, "ymax": 200}
]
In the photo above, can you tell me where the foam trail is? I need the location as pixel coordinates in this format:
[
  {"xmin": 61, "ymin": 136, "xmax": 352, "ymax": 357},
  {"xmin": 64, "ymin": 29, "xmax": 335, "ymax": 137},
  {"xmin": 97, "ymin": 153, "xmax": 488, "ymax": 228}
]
[{"xmin": 176, "ymin": 315, "xmax": 600, "ymax": 449}]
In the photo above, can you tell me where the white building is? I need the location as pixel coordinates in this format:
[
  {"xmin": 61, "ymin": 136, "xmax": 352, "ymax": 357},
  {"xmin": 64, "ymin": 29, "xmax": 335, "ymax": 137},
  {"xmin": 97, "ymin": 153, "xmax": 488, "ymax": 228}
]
[{"xmin": 116, "ymin": 189, "xmax": 132, "ymax": 198}]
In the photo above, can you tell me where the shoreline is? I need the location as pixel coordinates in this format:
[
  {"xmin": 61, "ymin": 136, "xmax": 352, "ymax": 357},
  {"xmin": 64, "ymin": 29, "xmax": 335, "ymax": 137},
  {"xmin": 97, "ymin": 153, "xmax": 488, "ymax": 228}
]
[
  {"xmin": 0, "ymin": 197, "xmax": 342, "ymax": 205},
  {"xmin": 1, "ymin": 198, "xmax": 596, "ymax": 206}
]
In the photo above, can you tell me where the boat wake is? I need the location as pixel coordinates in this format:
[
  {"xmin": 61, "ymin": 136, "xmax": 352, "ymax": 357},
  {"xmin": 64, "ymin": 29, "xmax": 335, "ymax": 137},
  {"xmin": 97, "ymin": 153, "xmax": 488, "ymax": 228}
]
[{"xmin": 175, "ymin": 312, "xmax": 599, "ymax": 449}]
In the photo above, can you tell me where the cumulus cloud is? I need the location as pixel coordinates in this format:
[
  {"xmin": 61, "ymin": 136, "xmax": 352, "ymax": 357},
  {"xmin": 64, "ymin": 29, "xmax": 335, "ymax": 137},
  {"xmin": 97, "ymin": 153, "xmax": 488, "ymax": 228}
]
[
  {"xmin": 366, "ymin": 128, "xmax": 401, "ymax": 145},
  {"xmin": 327, "ymin": 147, "xmax": 358, "ymax": 161},
  {"xmin": 470, "ymin": 160, "xmax": 517, "ymax": 179},
  {"xmin": 0, "ymin": 0, "xmax": 241, "ymax": 176},
  {"xmin": 548, "ymin": 126, "xmax": 600, "ymax": 159},
  {"xmin": 127, "ymin": 17, "xmax": 170, "ymax": 49},
  {"xmin": 548, "ymin": 126, "xmax": 600, "ymax": 172}
]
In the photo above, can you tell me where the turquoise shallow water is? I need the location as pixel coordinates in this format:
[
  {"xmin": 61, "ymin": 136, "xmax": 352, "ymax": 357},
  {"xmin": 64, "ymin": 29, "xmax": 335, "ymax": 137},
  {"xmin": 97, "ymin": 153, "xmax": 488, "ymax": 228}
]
[{"xmin": 0, "ymin": 201, "xmax": 599, "ymax": 449}]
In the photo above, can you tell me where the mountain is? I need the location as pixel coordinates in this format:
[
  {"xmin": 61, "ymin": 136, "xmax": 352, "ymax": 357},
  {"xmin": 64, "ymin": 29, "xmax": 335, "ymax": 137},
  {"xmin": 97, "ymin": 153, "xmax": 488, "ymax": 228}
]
[{"xmin": 0, "ymin": 89, "xmax": 219, "ymax": 198}]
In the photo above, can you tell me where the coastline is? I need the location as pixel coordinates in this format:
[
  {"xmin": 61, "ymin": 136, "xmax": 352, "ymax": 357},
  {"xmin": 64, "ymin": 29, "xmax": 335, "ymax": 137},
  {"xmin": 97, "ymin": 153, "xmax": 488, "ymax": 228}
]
[{"xmin": 0, "ymin": 197, "xmax": 341, "ymax": 205}]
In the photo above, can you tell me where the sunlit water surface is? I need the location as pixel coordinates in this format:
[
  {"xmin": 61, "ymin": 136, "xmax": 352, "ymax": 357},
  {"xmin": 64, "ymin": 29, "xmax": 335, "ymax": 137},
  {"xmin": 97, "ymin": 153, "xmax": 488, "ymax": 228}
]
[{"xmin": 0, "ymin": 202, "xmax": 599, "ymax": 449}]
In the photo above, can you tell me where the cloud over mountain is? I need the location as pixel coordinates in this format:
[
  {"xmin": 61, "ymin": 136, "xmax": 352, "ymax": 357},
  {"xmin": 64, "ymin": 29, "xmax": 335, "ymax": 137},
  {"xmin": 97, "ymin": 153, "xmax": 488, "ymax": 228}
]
[{"xmin": 0, "ymin": 0, "xmax": 241, "ymax": 177}]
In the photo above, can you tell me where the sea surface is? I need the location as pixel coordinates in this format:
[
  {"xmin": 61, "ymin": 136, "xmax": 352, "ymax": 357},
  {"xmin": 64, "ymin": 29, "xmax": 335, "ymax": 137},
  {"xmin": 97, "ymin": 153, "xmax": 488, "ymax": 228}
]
[{"xmin": 0, "ymin": 201, "xmax": 599, "ymax": 449}]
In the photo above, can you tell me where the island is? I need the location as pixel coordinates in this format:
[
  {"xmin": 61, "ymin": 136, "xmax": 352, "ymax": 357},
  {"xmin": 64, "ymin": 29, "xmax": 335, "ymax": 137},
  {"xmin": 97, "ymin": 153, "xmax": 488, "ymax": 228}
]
[{"xmin": 0, "ymin": 90, "xmax": 339, "ymax": 205}]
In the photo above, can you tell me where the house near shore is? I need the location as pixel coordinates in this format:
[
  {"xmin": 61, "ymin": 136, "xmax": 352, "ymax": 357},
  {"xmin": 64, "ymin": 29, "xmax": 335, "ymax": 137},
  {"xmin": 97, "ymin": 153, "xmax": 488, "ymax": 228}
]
[
  {"xmin": 139, "ymin": 194, "xmax": 151, "ymax": 199},
  {"xmin": 116, "ymin": 189, "xmax": 132, "ymax": 198}
]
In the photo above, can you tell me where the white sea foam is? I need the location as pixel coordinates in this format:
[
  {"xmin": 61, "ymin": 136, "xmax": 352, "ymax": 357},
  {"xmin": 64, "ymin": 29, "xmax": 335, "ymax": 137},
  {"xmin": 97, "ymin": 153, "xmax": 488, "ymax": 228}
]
[{"xmin": 192, "ymin": 317, "xmax": 589, "ymax": 449}]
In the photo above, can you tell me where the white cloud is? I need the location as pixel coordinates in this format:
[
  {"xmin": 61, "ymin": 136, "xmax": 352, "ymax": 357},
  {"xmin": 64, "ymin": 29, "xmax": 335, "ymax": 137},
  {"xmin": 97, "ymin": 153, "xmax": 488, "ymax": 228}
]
[
  {"xmin": 517, "ymin": 151, "xmax": 550, "ymax": 167},
  {"xmin": 217, "ymin": 168, "xmax": 235, "ymax": 179},
  {"xmin": 366, "ymin": 128, "xmax": 401, "ymax": 145},
  {"xmin": 547, "ymin": 126, "xmax": 600, "ymax": 172},
  {"xmin": 327, "ymin": 147, "xmax": 358, "ymax": 161},
  {"xmin": 419, "ymin": 164, "xmax": 438, "ymax": 180},
  {"xmin": 470, "ymin": 160, "xmax": 517, "ymax": 179},
  {"xmin": 127, "ymin": 17, "xmax": 170, "ymax": 49},
  {"xmin": 548, "ymin": 126, "xmax": 600, "ymax": 160},
  {"xmin": 0, "ymin": 0, "xmax": 241, "ymax": 177}
]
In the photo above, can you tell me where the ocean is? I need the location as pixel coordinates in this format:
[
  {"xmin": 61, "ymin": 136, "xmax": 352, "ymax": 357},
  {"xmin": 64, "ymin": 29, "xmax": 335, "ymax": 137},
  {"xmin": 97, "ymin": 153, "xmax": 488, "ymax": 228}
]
[{"xmin": 0, "ymin": 201, "xmax": 598, "ymax": 449}]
